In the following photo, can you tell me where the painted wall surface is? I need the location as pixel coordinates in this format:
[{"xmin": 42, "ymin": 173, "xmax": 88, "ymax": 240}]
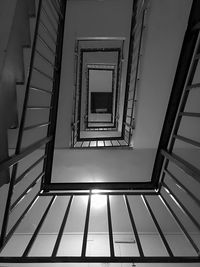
[
  {"xmin": 133, "ymin": 0, "xmax": 192, "ymax": 148},
  {"xmin": 52, "ymin": 148, "xmax": 156, "ymax": 183}
]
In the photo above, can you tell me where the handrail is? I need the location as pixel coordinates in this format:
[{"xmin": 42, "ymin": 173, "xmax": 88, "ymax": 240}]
[
  {"xmin": 0, "ymin": 136, "xmax": 52, "ymax": 173},
  {"xmin": 122, "ymin": 0, "xmax": 148, "ymax": 146},
  {"xmin": 151, "ymin": 0, "xmax": 200, "ymax": 188},
  {"xmin": 71, "ymin": 1, "xmax": 148, "ymax": 148},
  {"xmin": 0, "ymin": 0, "xmax": 66, "ymax": 251}
]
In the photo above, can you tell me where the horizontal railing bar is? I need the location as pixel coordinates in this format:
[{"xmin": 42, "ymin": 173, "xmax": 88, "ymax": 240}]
[
  {"xmin": 179, "ymin": 112, "xmax": 200, "ymax": 117},
  {"xmin": 81, "ymin": 195, "xmax": 91, "ymax": 257},
  {"xmin": 124, "ymin": 195, "xmax": 144, "ymax": 257},
  {"xmin": 50, "ymin": 0, "xmax": 63, "ymax": 19},
  {"xmin": 38, "ymin": 34, "xmax": 56, "ymax": 55},
  {"xmin": 161, "ymin": 150, "xmax": 200, "ymax": 184},
  {"xmin": 71, "ymin": 120, "xmax": 80, "ymax": 126},
  {"xmin": 186, "ymin": 82, "xmax": 200, "ymax": 90},
  {"xmin": 124, "ymin": 122, "xmax": 132, "ymax": 128},
  {"xmin": 40, "ymin": 20, "xmax": 57, "ymax": 45},
  {"xmin": 132, "ymin": 6, "xmax": 147, "ymax": 36},
  {"xmin": 162, "ymin": 182, "xmax": 200, "ymax": 232},
  {"xmin": 192, "ymin": 21, "xmax": 200, "ymax": 31},
  {"xmin": 159, "ymin": 194, "xmax": 200, "ymax": 256},
  {"xmin": 41, "ymin": 6, "xmax": 57, "ymax": 34},
  {"xmin": 117, "ymin": 140, "xmax": 121, "ymax": 146},
  {"xmin": 0, "ymin": 256, "xmax": 199, "ymax": 263},
  {"xmin": 30, "ymin": 85, "xmax": 52, "ymax": 94},
  {"xmin": 45, "ymin": 0, "xmax": 59, "ymax": 24},
  {"xmin": 174, "ymin": 134, "xmax": 200, "ymax": 148},
  {"xmin": 125, "ymin": 128, "xmax": 130, "ymax": 134},
  {"xmin": 11, "ymin": 172, "xmax": 44, "ymax": 212},
  {"xmin": 136, "ymin": 0, "xmax": 148, "ymax": 17},
  {"xmin": 23, "ymin": 196, "xmax": 56, "ymax": 257},
  {"xmin": 44, "ymin": 182, "xmax": 156, "ymax": 191},
  {"xmin": 195, "ymin": 53, "xmax": 200, "ymax": 60},
  {"xmin": 35, "ymin": 49, "xmax": 57, "ymax": 69},
  {"xmin": 76, "ymin": 37, "xmax": 126, "ymax": 41},
  {"xmin": 0, "ymin": 136, "xmax": 52, "ymax": 172},
  {"xmin": 55, "ymin": 0, "xmax": 62, "ymax": 10},
  {"xmin": 40, "ymin": 191, "xmax": 158, "ymax": 197},
  {"xmin": 164, "ymin": 168, "xmax": 200, "ymax": 208},
  {"xmin": 55, "ymin": 0, "xmax": 63, "ymax": 17},
  {"xmin": 142, "ymin": 195, "xmax": 174, "ymax": 257},
  {"xmin": 27, "ymin": 106, "xmax": 52, "ymax": 110},
  {"xmin": 124, "ymin": 131, "xmax": 130, "ymax": 139},
  {"xmin": 14, "ymin": 155, "xmax": 46, "ymax": 185},
  {"xmin": 3, "ymin": 192, "xmax": 40, "ymax": 250},
  {"xmin": 52, "ymin": 196, "xmax": 73, "ymax": 257},
  {"xmin": 24, "ymin": 122, "xmax": 50, "ymax": 131},
  {"xmin": 73, "ymin": 145, "xmax": 132, "ymax": 149},
  {"xmin": 33, "ymin": 67, "xmax": 54, "ymax": 81},
  {"xmin": 76, "ymin": 136, "xmax": 125, "ymax": 141}
]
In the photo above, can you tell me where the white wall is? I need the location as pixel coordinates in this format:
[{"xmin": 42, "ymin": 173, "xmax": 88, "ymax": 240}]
[
  {"xmin": 133, "ymin": 0, "xmax": 192, "ymax": 148},
  {"xmin": 52, "ymin": 148, "xmax": 156, "ymax": 183}
]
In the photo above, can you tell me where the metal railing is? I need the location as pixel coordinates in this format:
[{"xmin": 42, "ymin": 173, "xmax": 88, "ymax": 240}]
[
  {"xmin": 0, "ymin": 0, "xmax": 66, "ymax": 251},
  {"xmin": 152, "ymin": 0, "xmax": 200, "ymax": 188},
  {"xmin": 155, "ymin": 26, "xmax": 200, "ymax": 261},
  {"xmin": 71, "ymin": 1, "xmax": 148, "ymax": 149},
  {"xmin": 122, "ymin": 0, "xmax": 149, "ymax": 146},
  {"xmin": 0, "ymin": 0, "xmax": 200, "ymax": 264},
  {"xmin": 0, "ymin": 190, "xmax": 199, "ymax": 263}
]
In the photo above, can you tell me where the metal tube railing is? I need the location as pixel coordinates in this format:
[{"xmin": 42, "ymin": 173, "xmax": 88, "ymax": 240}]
[
  {"xmin": 22, "ymin": 195, "xmax": 56, "ymax": 257},
  {"xmin": 159, "ymin": 194, "xmax": 200, "ymax": 256},
  {"xmin": 0, "ymin": 192, "xmax": 199, "ymax": 263},
  {"xmin": 142, "ymin": 195, "xmax": 174, "ymax": 257},
  {"xmin": 151, "ymin": 0, "xmax": 200, "ymax": 187},
  {"xmin": 124, "ymin": 195, "xmax": 144, "ymax": 257},
  {"xmin": 0, "ymin": 0, "xmax": 66, "ymax": 251},
  {"xmin": 122, "ymin": 0, "xmax": 148, "ymax": 146},
  {"xmin": 51, "ymin": 195, "xmax": 73, "ymax": 257}
]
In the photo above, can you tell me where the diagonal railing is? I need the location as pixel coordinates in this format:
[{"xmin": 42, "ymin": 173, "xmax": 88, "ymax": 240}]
[
  {"xmin": 152, "ymin": 0, "xmax": 200, "ymax": 188},
  {"xmin": 122, "ymin": 0, "xmax": 149, "ymax": 146},
  {"xmin": 0, "ymin": 0, "xmax": 67, "ymax": 250}
]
